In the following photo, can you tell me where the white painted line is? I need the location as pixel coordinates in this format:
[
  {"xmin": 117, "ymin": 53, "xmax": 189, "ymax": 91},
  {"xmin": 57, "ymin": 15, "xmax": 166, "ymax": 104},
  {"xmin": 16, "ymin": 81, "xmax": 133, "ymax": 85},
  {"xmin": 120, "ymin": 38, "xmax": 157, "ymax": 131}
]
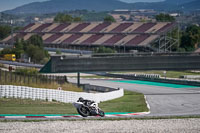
[
  {"xmin": 45, "ymin": 116, "xmax": 63, "ymax": 118},
  {"xmin": 105, "ymin": 115, "xmax": 119, "ymax": 117},
  {"xmin": 144, "ymin": 95, "xmax": 151, "ymax": 113},
  {"xmin": 6, "ymin": 116, "xmax": 26, "ymax": 119}
]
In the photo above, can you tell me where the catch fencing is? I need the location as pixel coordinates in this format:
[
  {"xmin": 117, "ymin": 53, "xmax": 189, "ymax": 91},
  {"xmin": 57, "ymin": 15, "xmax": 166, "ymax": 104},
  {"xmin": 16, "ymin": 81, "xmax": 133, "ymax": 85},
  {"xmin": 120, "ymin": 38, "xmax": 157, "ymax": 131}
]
[
  {"xmin": 0, "ymin": 69, "xmax": 67, "ymax": 86},
  {"xmin": 0, "ymin": 85, "xmax": 124, "ymax": 103}
]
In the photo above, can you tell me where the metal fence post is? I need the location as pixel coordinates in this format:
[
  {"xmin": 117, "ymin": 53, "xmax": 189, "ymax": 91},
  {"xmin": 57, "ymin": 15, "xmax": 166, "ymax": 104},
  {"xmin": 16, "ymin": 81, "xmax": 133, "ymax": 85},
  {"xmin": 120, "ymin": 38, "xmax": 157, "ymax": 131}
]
[
  {"xmin": 36, "ymin": 75, "xmax": 38, "ymax": 84},
  {"xmin": 24, "ymin": 74, "xmax": 26, "ymax": 84},
  {"xmin": 5, "ymin": 71, "xmax": 7, "ymax": 84},
  {"xmin": 28, "ymin": 75, "xmax": 30, "ymax": 85},
  {"xmin": 14, "ymin": 72, "xmax": 17, "ymax": 83},
  {"xmin": 0, "ymin": 69, "xmax": 1, "ymax": 83},
  {"xmin": 19, "ymin": 74, "xmax": 22, "ymax": 85},
  {"xmin": 10, "ymin": 71, "xmax": 13, "ymax": 83}
]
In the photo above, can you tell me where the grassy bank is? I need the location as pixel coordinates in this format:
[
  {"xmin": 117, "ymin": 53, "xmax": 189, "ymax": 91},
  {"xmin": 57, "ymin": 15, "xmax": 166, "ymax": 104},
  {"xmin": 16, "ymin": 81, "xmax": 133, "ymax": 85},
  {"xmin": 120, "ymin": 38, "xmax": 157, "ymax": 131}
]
[
  {"xmin": 0, "ymin": 83, "xmax": 83, "ymax": 92},
  {"xmin": 0, "ymin": 91, "xmax": 148, "ymax": 114},
  {"xmin": 99, "ymin": 91, "xmax": 148, "ymax": 113}
]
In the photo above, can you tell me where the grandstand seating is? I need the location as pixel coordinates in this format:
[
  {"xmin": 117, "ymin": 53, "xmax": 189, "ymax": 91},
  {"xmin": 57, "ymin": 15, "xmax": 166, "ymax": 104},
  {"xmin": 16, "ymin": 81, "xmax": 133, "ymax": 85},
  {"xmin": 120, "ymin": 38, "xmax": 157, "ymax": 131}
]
[
  {"xmin": 156, "ymin": 22, "xmax": 175, "ymax": 33},
  {"xmin": 50, "ymin": 23, "xmax": 71, "ymax": 32},
  {"xmin": 80, "ymin": 23, "xmax": 99, "ymax": 32},
  {"xmin": 111, "ymin": 23, "xmax": 133, "ymax": 32},
  {"xmin": 104, "ymin": 34, "xmax": 126, "ymax": 46},
  {"xmin": 24, "ymin": 33, "xmax": 34, "ymax": 41},
  {"xmin": 20, "ymin": 23, "xmax": 35, "ymax": 32},
  {"xmin": 123, "ymin": 23, "xmax": 143, "ymax": 33},
  {"xmin": 102, "ymin": 23, "xmax": 119, "ymax": 32},
  {"xmin": 44, "ymin": 34, "xmax": 63, "ymax": 43},
  {"xmin": 53, "ymin": 34, "xmax": 72, "ymax": 44},
  {"xmin": 69, "ymin": 23, "xmax": 90, "ymax": 32},
  {"xmin": 43, "ymin": 23, "xmax": 60, "ymax": 32},
  {"xmin": 90, "ymin": 23, "xmax": 111, "ymax": 32},
  {"xmin": 3, "ymin": 33, "xmax": 17, "ymax": 43},
  {"xmin": 82, "ymin": 34, "xmax": 104, "ymax": 44},
  {"xmin": 25, "ymin": 23, "xmax": 42, "ymax": 32},
  {"xmin": 146, "ymin": 23, "xmax": 167, "ymax": 33},
  {"xmin": 94, "ymin": 35, "xmax": 113, "ymax": 45},
  {"xmin": 32, "ymin": 23, "xmax": 52, "ymax": 32},
  {"xmin": 126, "ymin": 34, "xmax": 150, "ymax": 46},
  {"xmin": 138, "ymin": 35, "xmax": 159, "ymax": 46},
  {"xmin": 1, "ymin": 22, "xmax": 176, "ymax": 51},
  {"xmin": 62, "ymin": 34, "xmax": 83, "ymax": 44},
  {"xmin": 133, "ymin": 23, "xmax": 156, "ymax": 33},
  {"xmin": 73, "ymin": 34, "xmax": 93, "ymax": 44},
  {"xmin": 42, "ymin": 34, "xmax": 53, "ymax": 41},
  {"xmin": 115, "ymin": 35, "xmax": 137, "ymax": 45},
  {"xmin": 6, "ymin": 33, "xmax": 26, "ymax": 43}
]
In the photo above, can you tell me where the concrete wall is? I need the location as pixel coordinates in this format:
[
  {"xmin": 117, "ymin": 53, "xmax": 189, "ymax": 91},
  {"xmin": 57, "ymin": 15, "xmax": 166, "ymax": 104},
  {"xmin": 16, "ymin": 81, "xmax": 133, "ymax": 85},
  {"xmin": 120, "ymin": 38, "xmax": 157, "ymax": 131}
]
[
  {"xmin": 0, "ymin": 85, "xmax": 124, "ymax": 103},
  {"xmin": 83, "ymin": 84, "xmax": 117, "ymax": 92},
  {"xmin": 49, "ymin": 55, "xmax": 200, "ymax": 73}
]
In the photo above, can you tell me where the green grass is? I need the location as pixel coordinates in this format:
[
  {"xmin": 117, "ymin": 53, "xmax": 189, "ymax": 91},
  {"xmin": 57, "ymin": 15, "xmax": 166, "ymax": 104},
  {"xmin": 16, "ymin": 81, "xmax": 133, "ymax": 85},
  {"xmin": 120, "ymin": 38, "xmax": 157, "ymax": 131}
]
[
  {"xmin": 0, "ymin": 91, "xmax": 148, "ymax": 114},
  {"xmin": 99, "ymin": 91, "xmax": 148, "ymax": 113},
  {"xmin": 0, "ymin": 98, "xmax": 77, "ymax": 114}
]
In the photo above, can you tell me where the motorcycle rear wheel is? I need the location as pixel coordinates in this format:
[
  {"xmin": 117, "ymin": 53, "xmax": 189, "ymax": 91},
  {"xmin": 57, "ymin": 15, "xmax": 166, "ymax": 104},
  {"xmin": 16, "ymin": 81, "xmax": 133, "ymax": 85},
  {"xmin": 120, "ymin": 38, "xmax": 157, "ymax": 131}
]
[{"xmin": 77, "ymin": 105, "xmax": 90, "ymax": 117}]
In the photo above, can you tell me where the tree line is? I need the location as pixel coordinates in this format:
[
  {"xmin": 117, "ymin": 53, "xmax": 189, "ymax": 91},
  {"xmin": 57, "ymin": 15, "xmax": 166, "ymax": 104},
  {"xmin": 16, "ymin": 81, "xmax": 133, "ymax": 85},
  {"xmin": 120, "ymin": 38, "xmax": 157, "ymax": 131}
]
[
  {"xmin": 54, "ymin": 13, "xmax": 116, "ymax": 23},
  {"xmin": 0, "ymin": 35, "xmax": 49, "ymax": 64}
]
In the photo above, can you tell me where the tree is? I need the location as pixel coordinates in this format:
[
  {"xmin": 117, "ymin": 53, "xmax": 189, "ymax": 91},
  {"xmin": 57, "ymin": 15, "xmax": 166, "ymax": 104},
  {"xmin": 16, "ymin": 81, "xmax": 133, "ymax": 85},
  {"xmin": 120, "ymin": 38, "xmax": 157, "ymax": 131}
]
[
  {"xmin": 27, "ymin": 34, "xmax": 43, "ymax": 48},
  {"xmin": 0, "ymin": 25, "xmax": 11, "ymax": 40},
  {"xmin": 155, "ymin": 13, "xmax": 175, "ymax": 22},
  {"xmin": 0, "ymin": 48, "xmax": 13, "ymax": 57},
  {"xmin": 104, "ymin": 15, "xmax": 116, "ymax": 22},
  {"xmin": 13, "ymin": 38, "xmax": 26, "ymax": 59},
  {"xmin": 54, "ymin": 13, "xmax": 83, "ymax": 22},
  {"xmin": 180, "ymin": 25, "xmax": 200, "ymax": 51},
  {"xmin": 54, "ymin": 13, "xmax": 73, "ymax": 23},
  {"xmin": 73, "ymin": 17, "xmax": 82, "ymax": 22},
  {"xmin": 95, "ymin": 46, "xmax": 116, "ymax": 53},
  {"xmin": 56, "ymin": 50, "xmax": 62, "ymax": 55},
  {"xmin": 26, "ymin": 44, "xmax": 49, "ymax": 64},
  {"xmin": 1, "ymin": 35, "xmax": 49, "ymax": 64}
]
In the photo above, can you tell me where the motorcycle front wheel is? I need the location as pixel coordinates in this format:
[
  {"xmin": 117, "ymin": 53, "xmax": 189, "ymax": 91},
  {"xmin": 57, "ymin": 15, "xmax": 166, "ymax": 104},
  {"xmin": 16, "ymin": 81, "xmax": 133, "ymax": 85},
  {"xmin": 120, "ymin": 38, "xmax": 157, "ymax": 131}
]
[{"xmin": 77, "ymin": 105, "xmax": 90, "ymax": 117}]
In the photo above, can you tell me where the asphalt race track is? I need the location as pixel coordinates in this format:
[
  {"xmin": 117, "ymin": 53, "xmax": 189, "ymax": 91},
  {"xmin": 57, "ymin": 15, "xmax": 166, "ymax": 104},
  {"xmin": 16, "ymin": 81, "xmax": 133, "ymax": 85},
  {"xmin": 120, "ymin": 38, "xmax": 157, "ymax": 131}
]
[{"xmin": 68, "ymin": 78, "xmax": 200, "ymax": 117}]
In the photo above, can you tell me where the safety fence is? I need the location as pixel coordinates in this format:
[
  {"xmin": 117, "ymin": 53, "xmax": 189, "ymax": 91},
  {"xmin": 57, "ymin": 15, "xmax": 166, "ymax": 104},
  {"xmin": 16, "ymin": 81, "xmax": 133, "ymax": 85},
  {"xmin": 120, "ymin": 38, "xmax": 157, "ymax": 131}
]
[
  {"xmin": 105, "ymin": 73, "xmax": 160, "ymax": 80},
  {"xmin": 0, "ymin": 69, "xmax": 67, "ymax": 86},
  {"xmin": 0, "ymin": 85, "xmax": 124, "ymax": 103}
]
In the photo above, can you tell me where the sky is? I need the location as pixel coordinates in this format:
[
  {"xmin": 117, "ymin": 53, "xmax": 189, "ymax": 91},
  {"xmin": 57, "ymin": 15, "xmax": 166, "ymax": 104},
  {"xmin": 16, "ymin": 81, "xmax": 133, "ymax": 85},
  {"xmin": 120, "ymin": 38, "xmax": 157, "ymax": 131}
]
[{"xmin": 0, "ymin": 0, "xmax": 163, "ymax": 12}]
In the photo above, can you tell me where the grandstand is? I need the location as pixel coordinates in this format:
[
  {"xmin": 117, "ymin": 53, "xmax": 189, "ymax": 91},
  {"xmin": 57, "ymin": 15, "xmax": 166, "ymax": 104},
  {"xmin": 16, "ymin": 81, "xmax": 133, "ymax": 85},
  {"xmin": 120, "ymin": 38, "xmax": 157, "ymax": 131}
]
[{"xmin": 1, "ymin": 22, "xmax": 176, "ymax": 52}]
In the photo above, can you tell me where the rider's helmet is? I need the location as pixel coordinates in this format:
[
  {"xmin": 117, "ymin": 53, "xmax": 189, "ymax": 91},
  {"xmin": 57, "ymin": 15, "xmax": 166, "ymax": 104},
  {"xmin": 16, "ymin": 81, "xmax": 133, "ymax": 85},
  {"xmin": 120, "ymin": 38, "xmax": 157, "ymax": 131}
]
[{"xmin": 78, "ymin": 97, "xmax": 84, "ymax": 102}]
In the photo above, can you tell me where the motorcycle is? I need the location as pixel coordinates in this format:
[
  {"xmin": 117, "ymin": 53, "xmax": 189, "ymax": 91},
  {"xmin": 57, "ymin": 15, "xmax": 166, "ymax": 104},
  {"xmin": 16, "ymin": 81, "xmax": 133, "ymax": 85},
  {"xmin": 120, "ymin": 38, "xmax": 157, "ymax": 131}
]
[{"xmin": 73, "ymin": 99, "xmax": 105, "ymax": 117}]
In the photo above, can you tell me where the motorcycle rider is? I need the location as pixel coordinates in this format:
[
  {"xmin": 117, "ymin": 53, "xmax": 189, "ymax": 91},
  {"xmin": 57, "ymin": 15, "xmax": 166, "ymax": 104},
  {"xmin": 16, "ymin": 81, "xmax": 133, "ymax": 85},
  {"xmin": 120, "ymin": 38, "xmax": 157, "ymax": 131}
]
[
  {"xmin": 77, "ymin": 97, "xmax": 95, "ymax": 106},
  {"xmin": 77, "ymin": 97, "xmax": 98, "ymax": 114}
]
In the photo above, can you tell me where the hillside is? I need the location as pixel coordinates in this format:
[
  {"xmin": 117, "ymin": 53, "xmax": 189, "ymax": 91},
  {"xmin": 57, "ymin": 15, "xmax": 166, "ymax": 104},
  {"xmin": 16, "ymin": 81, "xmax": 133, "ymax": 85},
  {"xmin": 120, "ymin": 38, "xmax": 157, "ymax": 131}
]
[
  {"xmin": 3, "ymin": 0, "xmax": 200, "ymax": 14},
  {"xmin": 164, "ymin": 0, "xmax": 195, "ymax": 5},
  {"xmin": 4, "ymin": 0, "xmax": 131, "ymax": 14},
  {"xmin": 181, "ymin": 0, "xmax": 200, "ymax": 11}
]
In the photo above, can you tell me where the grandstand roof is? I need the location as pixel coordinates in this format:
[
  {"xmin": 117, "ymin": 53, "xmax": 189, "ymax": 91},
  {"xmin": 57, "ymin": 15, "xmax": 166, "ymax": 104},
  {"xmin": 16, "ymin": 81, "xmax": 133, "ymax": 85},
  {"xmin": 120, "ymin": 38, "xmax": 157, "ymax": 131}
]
[{"xmin": 2, "ymin": 22, "xmax": 176, "ymax": 48}]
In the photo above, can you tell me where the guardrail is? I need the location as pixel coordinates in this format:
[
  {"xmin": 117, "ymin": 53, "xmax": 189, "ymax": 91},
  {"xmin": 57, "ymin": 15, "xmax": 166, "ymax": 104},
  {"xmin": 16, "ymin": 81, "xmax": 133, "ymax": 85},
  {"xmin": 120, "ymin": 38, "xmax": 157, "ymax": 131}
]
[
  {"xmin": 92, "ymin": 52, "xmax": 200, "ymax": 58},
  {"xmin": 0, "ymin": 85, "xmax": 124, "ymax": 103}
]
